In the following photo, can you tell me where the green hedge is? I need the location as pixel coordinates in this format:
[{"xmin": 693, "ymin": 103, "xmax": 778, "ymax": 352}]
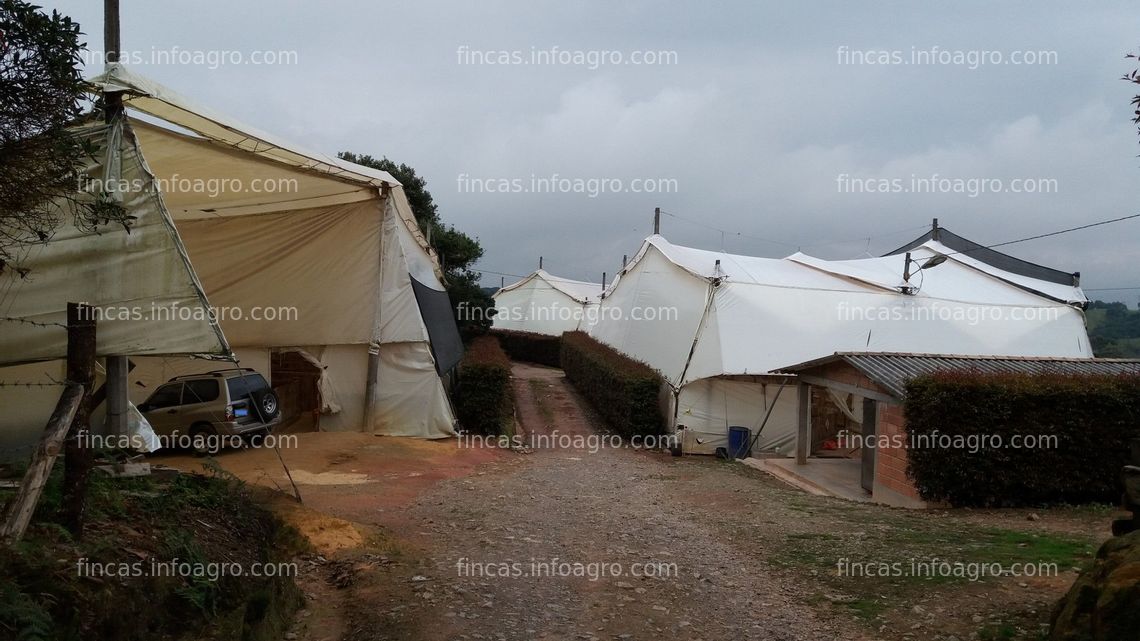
[
  {"xmin": 560, "ymin": 332, "xmax": 664, "ymax": 437},
  {"xmin": 492, "ymin": 329, "xmax": 562, "ymax": 367},
  {"xmin": 904, "ymin": 372, "xmax": 1140, "ymax": 507},
  {"xmin": 455, "ymin": 336, "xmax": 514, "ymax": 435}
]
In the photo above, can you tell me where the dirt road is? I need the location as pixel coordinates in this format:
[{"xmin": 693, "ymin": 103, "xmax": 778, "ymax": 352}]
[
  {"xmin": 168, "ymin": 363, "xmax": 1109, "ymax": 641},
  {"xmin": 357, "ymin": 363, "xmax": 863, "ymax": 640}
]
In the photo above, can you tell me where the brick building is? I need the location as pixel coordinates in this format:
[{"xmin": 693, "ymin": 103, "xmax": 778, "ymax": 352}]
[{"xmin": 776, "ymin": 352, "xmax": 1140, "ymax": 508}]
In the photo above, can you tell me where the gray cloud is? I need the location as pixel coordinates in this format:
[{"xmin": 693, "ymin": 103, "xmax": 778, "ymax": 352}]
[{"xmin": 50, "ymin": 0, "xmax": 1140, "ymax": 303}]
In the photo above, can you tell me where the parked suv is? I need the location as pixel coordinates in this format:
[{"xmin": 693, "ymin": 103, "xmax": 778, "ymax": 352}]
[{"xmin": 138, "ymin": 368, "xmax": 281, "ymax": 454}]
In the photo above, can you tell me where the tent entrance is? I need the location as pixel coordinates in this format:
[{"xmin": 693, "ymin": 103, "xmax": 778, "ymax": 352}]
[{"xmin": 271, "ymin": 351, "xmax": 322, "ymax": 430}]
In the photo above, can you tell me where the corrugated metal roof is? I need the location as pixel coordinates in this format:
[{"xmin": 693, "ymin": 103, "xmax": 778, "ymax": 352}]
[{"xmin": 778, "ymin": 352, "xmax": 1140, "ymax": 399}]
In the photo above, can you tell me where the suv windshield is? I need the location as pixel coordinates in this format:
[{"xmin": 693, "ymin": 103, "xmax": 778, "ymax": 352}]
[{"xmin": 226, "ymin": 373, "xmax": 269, "ymax": 400}]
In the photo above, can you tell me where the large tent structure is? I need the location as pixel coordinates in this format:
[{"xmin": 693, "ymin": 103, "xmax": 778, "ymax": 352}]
[
  {"xmin": 492, "ymin": 269, "xmax": 602, "ymax": 336},
  {"xmin": 588, "ymin": 227, "xmax": 1091, "ymax": 455},
  {"xmin": 0, "ymin": 64, "xmax": 461, "ymax": 451}
]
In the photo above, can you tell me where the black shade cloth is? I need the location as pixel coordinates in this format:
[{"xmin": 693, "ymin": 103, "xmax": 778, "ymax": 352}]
[{"xmin": 410, "ymin": 275, "xmax": 464, "ymax": 375}]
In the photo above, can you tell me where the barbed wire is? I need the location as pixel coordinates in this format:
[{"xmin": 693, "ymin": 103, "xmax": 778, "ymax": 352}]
[
  {"xmin": 0, "ymin": 315, "xmax": 66, "ymax": 329},
  {"xmin": 0, "ymin": 381, "xmax": 70, "ymax": 388}
]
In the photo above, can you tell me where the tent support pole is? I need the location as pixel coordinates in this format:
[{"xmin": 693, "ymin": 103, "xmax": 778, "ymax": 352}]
[
  {"xmin": 747, "ymin": 376, "xmax": 790, "ymax": 453},
  {"xmin": 364, "ymin": 343, "xmax": 380, "ymax": 433},
  {"xmin": 104, "ymin": 356, "xmax": 129, "ymax": 437},
  {"xmin": 675, "ymin": 280, "xmax": 719, "ymax": 392},
  {"xmin": 103, "ymin": 0, "xmax": 123, "ymax": 122},
  {"xmin": 366, "ymin": 183, "xmax": 392, "ymax": 434},
  {"xmin": 672, "ymin": 280, "xmax": 720, "ymax": 453}
]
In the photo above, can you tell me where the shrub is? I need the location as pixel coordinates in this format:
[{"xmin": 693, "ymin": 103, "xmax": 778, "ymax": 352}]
[
  {"xmin": 492, "ymin": 329, "xmax": 562, "ymax": 367},
  {"xmin": 560, "ymin": 332, "xmax": 664, "ymax": 437},
  {"xmin": 455, "ymin": 335, "xmax": 514, "ymax": 434},
  {"xmin": 904, "ymin": 372, "xmax": 1140, "ymax": 507}
]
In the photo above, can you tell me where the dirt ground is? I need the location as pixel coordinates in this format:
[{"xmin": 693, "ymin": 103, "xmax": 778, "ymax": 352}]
[{"xmin": 157, "ymin": 363, "xmax": 1117, "ymax": 641}]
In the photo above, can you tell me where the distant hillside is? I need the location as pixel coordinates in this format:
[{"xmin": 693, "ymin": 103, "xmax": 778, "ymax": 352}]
[{"xmin": 1087, "ymin": 301, "xmax": 1140, "ymax": 357}]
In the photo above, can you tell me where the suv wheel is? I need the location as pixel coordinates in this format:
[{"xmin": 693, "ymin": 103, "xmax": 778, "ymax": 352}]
[
  {"xmin": 189, "ymin": 423, "xmax": 220, "ymax": 456},
  {"xmin": 251, "ymin": 388, "xmax": 280, "ymax": 421}
]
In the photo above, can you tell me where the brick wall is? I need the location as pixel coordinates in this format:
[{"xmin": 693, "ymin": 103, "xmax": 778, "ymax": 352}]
[
  {"xmin": 799, "ymin": 361, "xmax": 923, "ymax": 502},
  {"xmin": 874, "ymin": 401, "xmax": 921, "ymax": 501}
]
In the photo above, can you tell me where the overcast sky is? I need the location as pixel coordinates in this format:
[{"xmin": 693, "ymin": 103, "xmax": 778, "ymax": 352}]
[{"xmin": 50, "ymin": 0, "xmax": 1140, "ymax": 303}]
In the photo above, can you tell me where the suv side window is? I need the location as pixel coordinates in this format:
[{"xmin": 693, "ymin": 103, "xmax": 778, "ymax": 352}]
[
  {"xmin": 147, "ymin": 383, "xmax": 183, "ymax": 409},
  {"xmin": 183, "ymin": 379, "xmax": 220, "ymax": 404}
]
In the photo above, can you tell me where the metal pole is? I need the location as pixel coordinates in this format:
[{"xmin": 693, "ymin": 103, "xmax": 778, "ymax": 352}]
[{"xmin": 103, "ymin": 0, "xmax": 123, "ymax": 123}]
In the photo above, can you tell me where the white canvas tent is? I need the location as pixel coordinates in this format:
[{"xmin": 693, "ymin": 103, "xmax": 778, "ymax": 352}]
[
  {"xmin": 492, "ymin": 269, "xmax": 602, "ymax": 336},
  {"xmin": 0, "ymin": 63, "xmax": 460, "ymax": 452},
  {"xmin": 588, "ymin": 229, "xmax": 1092, "ymax": 455}
]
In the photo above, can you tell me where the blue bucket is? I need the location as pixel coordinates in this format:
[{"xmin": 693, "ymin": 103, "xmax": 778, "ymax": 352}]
[{"xmin": 727, "ymin": 426, "xmax": 751, "ymax": 459}]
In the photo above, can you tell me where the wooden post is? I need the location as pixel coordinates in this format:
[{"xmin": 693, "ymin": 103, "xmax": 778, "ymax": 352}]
[
  {"xmin": 61, "ymin": 302, "xmax": 96, "ymax": 536},
  {"xmin": 1, "ymin": 384, "xmax": 84, "ymax": 543},
  {"xmin": 653, "ymin": 207, "xmax": 661, "ymax": 235},
  {"xmin": 795, "ymin": 381, "xmax": 810, "ymax": 465}
]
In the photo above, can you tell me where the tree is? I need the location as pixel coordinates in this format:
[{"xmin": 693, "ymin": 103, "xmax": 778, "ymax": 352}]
[
  {"xmin": 337, "ymin": 152, "xmax": 495, "ymax": 335},
  {"xmin": 1126, "ymin": 50, "xmax": 1140, "ymax": 143},
  {"xmin": 0, "ymin": 0, "xmax": 128, "ymax": 277}
]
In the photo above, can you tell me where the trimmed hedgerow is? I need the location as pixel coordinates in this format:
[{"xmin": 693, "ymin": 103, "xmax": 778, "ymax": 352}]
[
  {"xmin": 560, "ymin": 332, "xmax": 664, "ymax": 437},
  {"xmin": 492, "ymin": 329, "xmax": 562, "ymax": 367},
  {"xmin": 455, "ymin": 336, "xmax": 514, "ymax": 434},
  {"xmin": 904, "ymin": 371, "xmax": 1140, "ymax": 507}
]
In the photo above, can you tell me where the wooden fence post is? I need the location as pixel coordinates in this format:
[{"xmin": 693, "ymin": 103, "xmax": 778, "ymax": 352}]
[{"xmin": 61, "ymin": 302, "xmax": 96, "ymax": 536}]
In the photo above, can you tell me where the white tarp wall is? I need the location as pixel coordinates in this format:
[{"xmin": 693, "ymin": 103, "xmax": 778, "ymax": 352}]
[
  {"xmin": 0, "ymin": 121, "xmax": 227, "ymax": 362},
  {"xmin": 675, "ymin": 377, "xmax": 799, "ymax": 455},
  {"xmin": 590, "ymin": 234, "xmax": 1092, "ymax": 455},
  {"xmin": 493, "ymin": 270, "xmax": 601, "ymax": 336}
]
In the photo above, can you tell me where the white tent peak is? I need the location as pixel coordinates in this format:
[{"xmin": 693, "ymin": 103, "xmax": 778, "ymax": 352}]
[
  {"xmin": 88, "ymin": 64, "xmax": 400, "ymax": 189},
  {"xmin": 499, "ymin": 269, "xmax": 602, "ymax": 304},
  {"xmin": 86, "ymin": 64, "xmax": 439, "ymax": 263},
  {"xmin": 630, "ymin": 233, "xmax": 1086, "ymax": 306}
]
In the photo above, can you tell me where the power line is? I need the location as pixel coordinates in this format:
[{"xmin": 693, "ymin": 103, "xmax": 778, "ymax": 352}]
[{"xmin": 941, "ymin": 213, "xmax": 1140, "ymax": 258}]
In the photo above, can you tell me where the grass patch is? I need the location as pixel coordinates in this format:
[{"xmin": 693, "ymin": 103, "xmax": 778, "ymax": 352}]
[{"xmin": 0, "ymin": 461, "xmax": 306, "ymax": 641}]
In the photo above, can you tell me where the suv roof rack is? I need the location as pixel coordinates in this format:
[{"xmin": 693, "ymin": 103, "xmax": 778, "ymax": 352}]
[{"xmin": 167, "ymin": 368, "xmax": 257, "ymax": 382}]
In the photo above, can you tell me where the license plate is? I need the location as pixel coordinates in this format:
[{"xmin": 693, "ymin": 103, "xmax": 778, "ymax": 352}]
[{"xmin": 234, "ymin": 408, "xmax": 249, "ymax": 418}]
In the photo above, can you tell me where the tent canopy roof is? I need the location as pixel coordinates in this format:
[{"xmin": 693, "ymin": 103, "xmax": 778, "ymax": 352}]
[
  {"xmin": 86, "ymin": 64, "xmax": 436, "ymax": 255},
  {"xmin": 88, "ymin": 64, "xmax": 399, "ymax": 188},
  {"xmin": 498, "ymin": 269, "xmax": 602, "ymax": 304},
  {"xmin": 626, "ymin": 232, "xmax": 1086, "ymax": 306}
]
